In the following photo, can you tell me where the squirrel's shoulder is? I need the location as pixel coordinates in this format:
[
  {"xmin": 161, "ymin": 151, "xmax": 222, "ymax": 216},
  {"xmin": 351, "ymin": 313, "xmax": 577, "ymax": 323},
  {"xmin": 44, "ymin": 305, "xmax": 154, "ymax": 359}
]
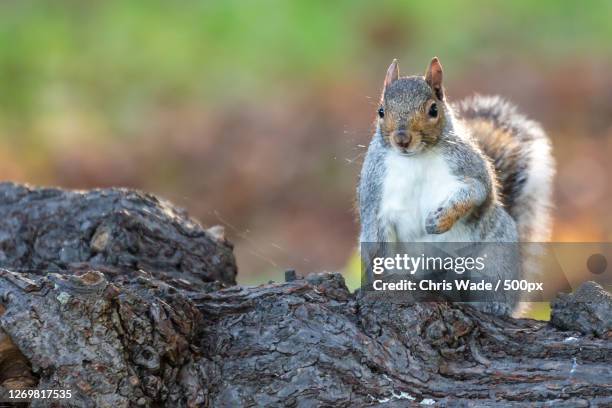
[{"xmin": 436, "ymin": 112, "xmax": 495, "ymax": 188}]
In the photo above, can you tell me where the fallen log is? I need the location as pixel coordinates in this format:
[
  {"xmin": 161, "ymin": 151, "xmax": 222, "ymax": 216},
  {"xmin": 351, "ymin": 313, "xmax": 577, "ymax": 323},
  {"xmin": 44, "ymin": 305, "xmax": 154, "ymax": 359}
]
[
  {"xmin": 0, "ymin": 182, "xmax": 237, "ymax": 288},
  {"xmin": 194, "ymin": 274, "xmax": 611, "ymax": 407},
  {"xmin": 0, "ymin": 183, "xmax": 609, "ymax": 407}
]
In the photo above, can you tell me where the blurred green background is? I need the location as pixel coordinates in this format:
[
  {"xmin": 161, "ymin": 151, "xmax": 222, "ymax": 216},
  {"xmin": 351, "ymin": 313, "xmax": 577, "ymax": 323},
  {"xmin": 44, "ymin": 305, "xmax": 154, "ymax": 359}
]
[{"xmin": 1, "ymin": 1, "xmax": 611, "ymax": 318}]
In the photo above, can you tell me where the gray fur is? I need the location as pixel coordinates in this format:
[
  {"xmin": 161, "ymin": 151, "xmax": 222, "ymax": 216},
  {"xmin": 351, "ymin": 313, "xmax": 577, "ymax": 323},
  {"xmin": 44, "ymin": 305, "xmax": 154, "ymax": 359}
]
[
  {"xmin": 455, "ymin": 95, "xmax": 555, "ymax": 242},
  {"xmin": 358, "ymin": 133, "xmax": 386, "ymax": 243},
  {"xmin": 358, "ymin": 76, "xmax": 553, "ymax": 315}
]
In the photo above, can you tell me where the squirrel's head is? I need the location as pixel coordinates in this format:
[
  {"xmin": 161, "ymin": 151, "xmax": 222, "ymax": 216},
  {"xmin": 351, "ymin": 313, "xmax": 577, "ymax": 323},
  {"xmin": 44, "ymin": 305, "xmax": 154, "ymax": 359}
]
[{"xmin": 377, "ymin": 57, "xmax": 447, "ymax": 155}]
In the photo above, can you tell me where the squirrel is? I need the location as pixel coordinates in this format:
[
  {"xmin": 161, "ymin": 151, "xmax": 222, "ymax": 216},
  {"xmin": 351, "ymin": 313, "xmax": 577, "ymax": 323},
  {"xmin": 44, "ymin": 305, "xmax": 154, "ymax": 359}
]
[{"xmin": 357, "ymin": 57, "xmax": 554, "ymax": 315}]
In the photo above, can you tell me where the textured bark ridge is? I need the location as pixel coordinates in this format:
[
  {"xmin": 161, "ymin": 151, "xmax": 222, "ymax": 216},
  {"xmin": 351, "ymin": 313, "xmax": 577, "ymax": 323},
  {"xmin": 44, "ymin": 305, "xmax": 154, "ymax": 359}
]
[
  {"xmin": 0, "ymin": 183, "xmax": 610, "ymax": 407},
  {"xmin": 196, "ymin": 276, "xmax": 611, "ymax": 407},
  {"xmin": 0, "ymin": 182, "xmax": 237, "ymax": 288}
]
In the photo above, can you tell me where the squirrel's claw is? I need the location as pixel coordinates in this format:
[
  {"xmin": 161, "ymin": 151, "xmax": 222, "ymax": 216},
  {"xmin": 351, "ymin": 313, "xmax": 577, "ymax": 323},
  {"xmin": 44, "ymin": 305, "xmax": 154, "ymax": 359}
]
[{"xmin": 425, "ymin": 206, "xmax": 453, "ymax": 234}]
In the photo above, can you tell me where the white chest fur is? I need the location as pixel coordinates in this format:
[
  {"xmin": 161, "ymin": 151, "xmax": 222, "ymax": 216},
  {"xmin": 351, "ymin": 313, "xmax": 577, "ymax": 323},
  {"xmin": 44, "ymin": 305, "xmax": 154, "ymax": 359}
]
[{"xmin": 379, "ymin": 150, "xmax": 470, "ymax": 242}]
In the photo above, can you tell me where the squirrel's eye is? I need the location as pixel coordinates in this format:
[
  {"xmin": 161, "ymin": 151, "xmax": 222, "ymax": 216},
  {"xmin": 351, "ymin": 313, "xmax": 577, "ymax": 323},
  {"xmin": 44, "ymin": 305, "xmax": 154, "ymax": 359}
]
[
  {"xmin": 428, "ymin": 103, "xmax": 438, "ymax": 118},
  {"xmin": 378, "ymin": 107, "xmax": 385, "ymax": 118}
]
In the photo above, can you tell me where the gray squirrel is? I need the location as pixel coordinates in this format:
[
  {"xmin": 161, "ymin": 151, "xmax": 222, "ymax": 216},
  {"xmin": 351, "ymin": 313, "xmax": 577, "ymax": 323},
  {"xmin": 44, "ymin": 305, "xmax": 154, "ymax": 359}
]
[{"xmin": 358, "ymin": 57, "xmax": 554, "ymax": 315}]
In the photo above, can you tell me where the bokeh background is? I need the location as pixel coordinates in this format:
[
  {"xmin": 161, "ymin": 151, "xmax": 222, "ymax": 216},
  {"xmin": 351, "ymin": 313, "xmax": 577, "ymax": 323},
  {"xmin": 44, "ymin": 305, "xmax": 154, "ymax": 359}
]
[{"xmin": 1, "ymin": 1, "xmax": 611, "ymax": 313}]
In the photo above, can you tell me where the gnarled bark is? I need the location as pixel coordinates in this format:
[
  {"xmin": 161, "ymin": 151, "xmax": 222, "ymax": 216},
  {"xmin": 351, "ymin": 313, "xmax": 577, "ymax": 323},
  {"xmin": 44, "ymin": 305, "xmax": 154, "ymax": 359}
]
[
  {"xmin": 194, "ymin": 274, "xmax": 611, "ymax": 407},
  {"xmin": 0, "ymin": 182, "xmax": 237, "ymax": 288},
  {"xmin": 0, "ymin": 183, "xmax": 609, "ymax": 407}
]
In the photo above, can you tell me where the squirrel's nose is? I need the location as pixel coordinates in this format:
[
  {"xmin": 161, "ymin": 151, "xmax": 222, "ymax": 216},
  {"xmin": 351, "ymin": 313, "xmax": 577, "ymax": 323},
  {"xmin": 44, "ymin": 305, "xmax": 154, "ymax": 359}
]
[{"xmin": 393, "ymin": 131, "xmax": 412, "ymax": 148}]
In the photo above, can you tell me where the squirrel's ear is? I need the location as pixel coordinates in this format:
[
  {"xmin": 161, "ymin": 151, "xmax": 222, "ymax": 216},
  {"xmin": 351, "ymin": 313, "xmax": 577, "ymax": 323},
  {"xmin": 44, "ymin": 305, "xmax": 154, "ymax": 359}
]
[
  {"xmin": 425, "ymin": 57, "xmax": 444, "ymax": 100},
  {"xmin": 383, "ymin": 59, "xmax": 399, "ymax": 91}
]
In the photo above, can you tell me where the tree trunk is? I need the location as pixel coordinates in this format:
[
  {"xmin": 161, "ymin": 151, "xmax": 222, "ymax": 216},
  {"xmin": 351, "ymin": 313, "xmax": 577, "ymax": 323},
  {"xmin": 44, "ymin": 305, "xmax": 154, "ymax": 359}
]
[{"xmin": 0, "ymin": 183, "xmax": 609, "ymax": 407}]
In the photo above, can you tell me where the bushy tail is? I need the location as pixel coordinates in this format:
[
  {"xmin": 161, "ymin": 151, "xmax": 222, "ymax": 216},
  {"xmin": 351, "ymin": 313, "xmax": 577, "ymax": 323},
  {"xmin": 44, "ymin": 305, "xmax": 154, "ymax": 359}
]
[{"xmin": 455, "ymin": 96, "xmax": 555, "ymax": 242}]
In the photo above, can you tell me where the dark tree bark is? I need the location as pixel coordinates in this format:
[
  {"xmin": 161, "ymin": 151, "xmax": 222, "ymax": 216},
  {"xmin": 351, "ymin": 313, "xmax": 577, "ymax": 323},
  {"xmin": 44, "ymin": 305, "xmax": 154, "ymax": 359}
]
[
  {"xmin": 0, "ymin": 182, "xmax": 237, "ymax": 288},
  {"xmin": 0, "ymin": 183, "xmax": 610, "ymax": 407},
  {"xmin": 194, "ymin": 275, "xmax": 611, "ymax": 407}
]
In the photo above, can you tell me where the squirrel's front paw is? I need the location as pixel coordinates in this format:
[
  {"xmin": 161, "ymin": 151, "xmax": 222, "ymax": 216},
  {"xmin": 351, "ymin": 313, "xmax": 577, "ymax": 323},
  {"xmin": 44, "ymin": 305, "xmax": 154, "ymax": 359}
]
[{"xmin": 425, "ymin": 206, "xmax": 454, "ymax": 234}]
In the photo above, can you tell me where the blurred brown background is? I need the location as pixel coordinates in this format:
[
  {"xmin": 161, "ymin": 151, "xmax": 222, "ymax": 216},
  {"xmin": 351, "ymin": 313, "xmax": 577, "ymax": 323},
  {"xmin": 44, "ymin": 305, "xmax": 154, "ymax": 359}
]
[{"xmin": 1, "ymin": 1, "xmax": 611, "ymax": 289}]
